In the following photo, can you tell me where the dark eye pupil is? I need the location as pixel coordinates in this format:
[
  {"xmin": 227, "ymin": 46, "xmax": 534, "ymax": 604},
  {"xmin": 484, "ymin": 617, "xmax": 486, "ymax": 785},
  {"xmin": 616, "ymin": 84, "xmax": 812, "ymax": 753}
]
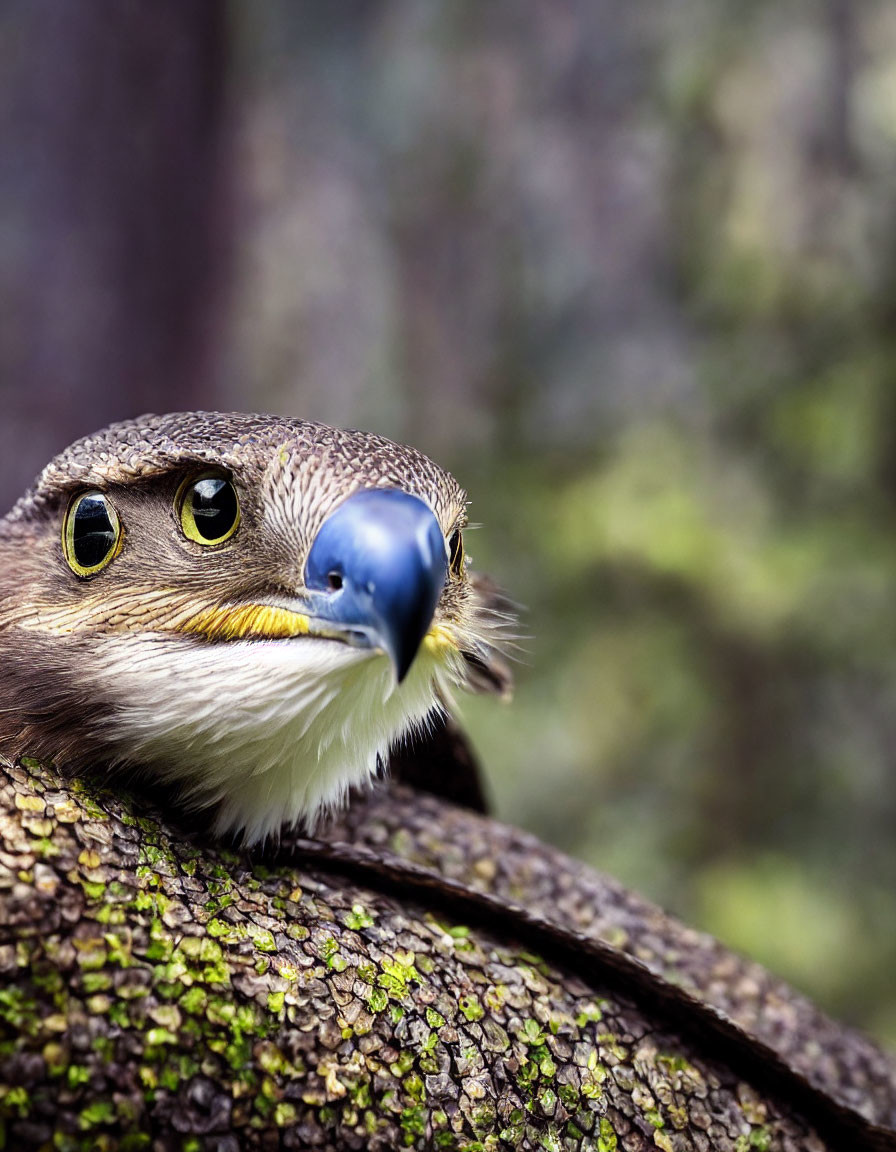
[
  {"xmin": 189, "ymin": 478, "xmax": 238, "ymax": 540},
  {"xmin": 449, "ymin": 530, "xmax": 463, "ymax": 575},
  {"xmin": 72, "ymin": 494, "xmax": 117, "ymax": 569}
]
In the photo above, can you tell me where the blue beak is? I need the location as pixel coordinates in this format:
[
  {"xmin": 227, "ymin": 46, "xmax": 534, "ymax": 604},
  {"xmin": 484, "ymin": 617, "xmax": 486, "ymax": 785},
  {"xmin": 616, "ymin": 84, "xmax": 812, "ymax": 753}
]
[{"xmin": 304, "ymin": 488, "xmax": 448, "ymax": 682}]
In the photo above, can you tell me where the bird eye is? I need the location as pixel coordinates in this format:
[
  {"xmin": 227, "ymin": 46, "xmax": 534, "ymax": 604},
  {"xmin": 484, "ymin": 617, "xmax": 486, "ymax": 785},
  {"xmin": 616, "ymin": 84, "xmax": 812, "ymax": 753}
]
[
  {"xmin": 63, "ymin": 491, "xmax": 123, "ymax": 577},
  {"xmin": 177, "ymin": 472, "xmax": 240, "ymax": 545},
  {"xmin": 448, "ymin": 529, "xmax": 464, "ymax": 577}
]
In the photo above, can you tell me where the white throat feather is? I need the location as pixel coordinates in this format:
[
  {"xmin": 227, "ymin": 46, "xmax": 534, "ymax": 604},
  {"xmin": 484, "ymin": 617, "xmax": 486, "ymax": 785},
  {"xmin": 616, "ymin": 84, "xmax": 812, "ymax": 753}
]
[{"xmin": 89, "ymin": 633, "xmax": 457, "ymax": 843}]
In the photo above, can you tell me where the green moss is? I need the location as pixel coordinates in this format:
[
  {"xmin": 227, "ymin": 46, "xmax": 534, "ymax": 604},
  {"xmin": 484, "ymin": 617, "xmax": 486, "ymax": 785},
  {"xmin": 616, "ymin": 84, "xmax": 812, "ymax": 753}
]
[
  {"xmin": 575, "ymin": 1003, "xmax": 603, "ymax": 1027},
  {"xmin": 42, "ymin": 1041, "xmax": 68, "ymax": 1077},
  {"xmin": 517, "ymin": 1060, "xmax": 538, "ymax": 1091},
  {"xmin": 349, "ymin": 1081, "xmax": 372, "ymax": 1109},
  {"xmin": 656, "ymin": 1052, "xmax": 692, "ymax": 1073},
  {"xmin": 403, "ymin": 1072, "xmax": 425, "ymax": 1102},
  {"xmin": 119, "ymin": 1134, "xmax": 151, "ymax": 1151},
  {"xmin": 557, "ymin": 1083, "xmax": 579, "ymax": 1111},
  {"xmin": 319, "ymin": 937, "xmax": 340, "ymax": 963},
  {"xmin": 93, "ymin": 904, "xmax": 125, "ymax": 928},
  {"xmin": 470, "ymin": 1102, "xmax": 497, "ymax": 1132},
  {"xmin": 247, "ymin": 926, "xmax": 277, "ymax": 953},
  {"xmin": 389, "ymin": 1051, "xmax": 415, "ymax": 1078},
  {"xmin": 209, "ymin": 1000, "xmax": 240, "ymax": 1032},
  {"xmin": 85, "ymin": 994, "xmax": 110, "ymax": 1017},
  {"xmin": 137, "ymin": 1065, "xmax": 157, "ymax": 1091},
  {"xmin": 499, "ymin": 1116, "xmax": 525, "ymax": 1147},
  {"xmin": 78, "ymin": 1099, "xmax": 116, "ymax": 1128},
  {"xmin": 518, "ymin": 1018, "xmax": 545, "ymax": 1046},
  {"xmin": 666, "ymin": 1103, "xmax": 688, "ymax": 1129},
  {"xmin": 458, "ymin": 994, "xmax": 484, "ymax": 1022},
  {"xmin": 80, "ymin": 880, "xmax": 108, "ymax": 901},
  {"xmin": 378, "ymin": 955, "xmax": 421, "ymax": 997},
  {"xmin": 81, "ymin": 971, "xmax": 113, "ymax": 995},
  {"xmin": 0, "ymin": 987, "xmax": 41, "ymax": 1035},
  {"xmin": 177, "ymin": 986, "xmax": 207, "ymax": 1013},
  {"xmin": 344, "ymin": 904, "xmax": 375, "ymax": 930},
  {"xmin": 597, "ymin": 1117, "xmax": 618, "ymax": 1152},
  {"xmin": 145, "ymin": 1027, "xmax": 177, "ymax": 1047},
  {"xmin": 580, "ymin": 1068, "xmax": 606, "ymax": 1100},
  {"xmin": 30, "ymin": 966, "xmax": 63, "ymax": 996},
  {"xmin": 206, "ymin": 917, "xmax": 237, "ymax": 940},
  {"xmin": 400, "ymin": 1103, "xmax": 427, "ymax": 1139},
  {"xmin": 155, "ymin": 982, "xmax": 185, "ymax": 1004},
  {"xmin": 75, "ymin": 795, "xmax": 110, "ymax": 822},
  {"xmin": 274, "ymin": 1101, "xmax": 297, "ymax": 1126},
  {"xmin": 1, "ymin": 1085, "xmax": 30, "ymax": 1118},
  {"xmin": 256, "ymin": 1041, "xmax": 287, "ymax": 1076},
  {"xmin": 75, "ymin": 945, "xmax": 108, "ymax": 974},
  {"xmin": 138, "ymin": 845, "xmax": 166, "ymax": 868},
  {"xmin": 484, "ymin": 984, "xmax": 507, "ymax": 1012},
  {"xmin": 366, "ymin": 987, "xmax": 389, "ymax": 1013},
  {"xmin": 157, "ymin": 1063, "xmax": 182, "ymax": 1092},
  {"xmin": 356, "ymin": 961, "xmax": 377, "ymax": 984},
  {"xmin": 198, "ymin": 961, "xmax": 230, "ymax": 986}
]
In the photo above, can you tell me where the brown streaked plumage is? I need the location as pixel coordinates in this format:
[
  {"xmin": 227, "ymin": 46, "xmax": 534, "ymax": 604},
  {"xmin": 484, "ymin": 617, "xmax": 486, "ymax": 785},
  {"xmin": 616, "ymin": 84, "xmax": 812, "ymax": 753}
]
[{"xmin": 0, "ymin": 411, "xmax": 513, "ymax": 841}]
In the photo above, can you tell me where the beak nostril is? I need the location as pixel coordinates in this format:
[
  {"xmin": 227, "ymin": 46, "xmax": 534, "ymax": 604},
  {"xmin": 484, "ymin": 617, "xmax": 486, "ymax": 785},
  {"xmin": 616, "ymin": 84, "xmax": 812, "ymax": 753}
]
[{"xmin": 304, "ymin": 488, "xmax": 449, "ymax": 680}]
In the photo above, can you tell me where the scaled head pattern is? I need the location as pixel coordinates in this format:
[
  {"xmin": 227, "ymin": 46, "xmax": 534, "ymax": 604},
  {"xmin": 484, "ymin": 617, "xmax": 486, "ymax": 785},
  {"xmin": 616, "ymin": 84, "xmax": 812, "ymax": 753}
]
[{"xmin": 0, "ymin": 412, "xmax": 513, "ymax": 842}]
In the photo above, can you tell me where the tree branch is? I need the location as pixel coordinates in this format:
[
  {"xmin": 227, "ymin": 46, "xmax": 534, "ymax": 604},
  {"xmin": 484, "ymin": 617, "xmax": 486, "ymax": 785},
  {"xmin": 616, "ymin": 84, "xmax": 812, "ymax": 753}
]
[{"xmin": 2, "ymin": 758, "xmax": 895, "ymax": 1150}]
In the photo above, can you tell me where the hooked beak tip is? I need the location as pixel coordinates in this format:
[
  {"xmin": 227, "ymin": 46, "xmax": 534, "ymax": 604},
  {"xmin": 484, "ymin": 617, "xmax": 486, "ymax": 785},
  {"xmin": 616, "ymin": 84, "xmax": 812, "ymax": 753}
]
[{"xmin": 304, "ymin": 488, "xmax": 449, "ymax": 683}]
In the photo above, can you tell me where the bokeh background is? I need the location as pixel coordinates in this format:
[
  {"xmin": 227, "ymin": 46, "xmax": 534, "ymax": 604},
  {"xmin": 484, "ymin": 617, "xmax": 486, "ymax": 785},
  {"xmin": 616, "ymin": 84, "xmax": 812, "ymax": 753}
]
[{"xmin": 1, "ymin": 2, "xmax": 895, "ymax": 1044}]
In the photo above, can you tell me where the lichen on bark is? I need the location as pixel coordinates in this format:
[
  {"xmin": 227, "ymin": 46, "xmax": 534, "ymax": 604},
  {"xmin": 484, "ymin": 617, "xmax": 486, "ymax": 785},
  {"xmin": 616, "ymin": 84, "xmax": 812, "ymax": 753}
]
[{"xmin": 1, "ymin": 756, "xmax": 895, "ymax": 1151}]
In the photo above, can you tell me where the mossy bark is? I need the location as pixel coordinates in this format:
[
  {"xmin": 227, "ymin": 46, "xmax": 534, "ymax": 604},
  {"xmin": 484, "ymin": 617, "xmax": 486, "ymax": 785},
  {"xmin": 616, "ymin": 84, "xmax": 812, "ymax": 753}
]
[{"xmin": 1, "ymin": 756, "xmax": 894, "ymax": 1151}]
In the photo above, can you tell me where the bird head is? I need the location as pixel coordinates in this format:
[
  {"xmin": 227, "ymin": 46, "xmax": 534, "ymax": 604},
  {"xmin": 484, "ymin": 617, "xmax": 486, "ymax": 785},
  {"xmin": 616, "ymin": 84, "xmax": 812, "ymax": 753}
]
[{"xmin": 0, "ymin": 412, "xmax": 513, "ymax": 841}]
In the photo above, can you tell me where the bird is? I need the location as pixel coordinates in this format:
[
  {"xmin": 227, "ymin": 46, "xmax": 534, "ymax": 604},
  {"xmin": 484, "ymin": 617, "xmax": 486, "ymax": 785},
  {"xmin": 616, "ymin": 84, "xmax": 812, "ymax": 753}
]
[{"xmin": 0, "ymin": 411, "xmax": 513, "ymax": 843}]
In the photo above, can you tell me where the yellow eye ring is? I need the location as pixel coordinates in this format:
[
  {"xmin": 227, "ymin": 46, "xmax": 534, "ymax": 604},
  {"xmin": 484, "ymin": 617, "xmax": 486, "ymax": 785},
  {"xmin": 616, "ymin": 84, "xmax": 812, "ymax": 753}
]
[
  {"xmin": 176, "ymin": 471, "xmax": 240, "ymax": 546},
  {"xmin": 62, "ymin": 491, "xmax": 123, "ymax": 577}
]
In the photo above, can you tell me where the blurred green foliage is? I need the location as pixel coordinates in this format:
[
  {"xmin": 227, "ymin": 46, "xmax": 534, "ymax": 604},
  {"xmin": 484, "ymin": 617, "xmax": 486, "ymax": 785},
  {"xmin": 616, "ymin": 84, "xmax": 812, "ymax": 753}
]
[
  {"xmin": 5, "ymin": 0, "xmax": 893, "ymax": 1046},
  {"xmin": 221, "ymin": 1, "xmax": 896, "ymax": 1042}
]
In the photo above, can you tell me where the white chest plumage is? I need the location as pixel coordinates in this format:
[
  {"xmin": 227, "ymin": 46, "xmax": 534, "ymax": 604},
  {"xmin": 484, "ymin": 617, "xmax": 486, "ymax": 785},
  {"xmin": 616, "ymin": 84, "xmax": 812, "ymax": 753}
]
[{"xmin": 91, "ymin": 633, "xmax": 456, "ymax": 842}]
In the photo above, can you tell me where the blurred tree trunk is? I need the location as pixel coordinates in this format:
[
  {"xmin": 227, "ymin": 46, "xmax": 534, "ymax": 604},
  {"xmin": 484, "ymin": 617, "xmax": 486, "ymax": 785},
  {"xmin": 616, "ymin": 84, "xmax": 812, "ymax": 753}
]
[
  {"xmin": 0, "ymin": 0, "xmax": 234, "ymax": 512},
  {"xmin": 827, "ymin": 0, "xmax": 856, "ymax": 177}
]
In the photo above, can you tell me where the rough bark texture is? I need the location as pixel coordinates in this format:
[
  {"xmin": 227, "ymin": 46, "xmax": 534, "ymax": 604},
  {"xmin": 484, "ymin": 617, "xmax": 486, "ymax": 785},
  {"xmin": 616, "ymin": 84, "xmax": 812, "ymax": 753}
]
[{"xmin": 1, "ymin": 756, "xmax": 895, "ymax": 1152}]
